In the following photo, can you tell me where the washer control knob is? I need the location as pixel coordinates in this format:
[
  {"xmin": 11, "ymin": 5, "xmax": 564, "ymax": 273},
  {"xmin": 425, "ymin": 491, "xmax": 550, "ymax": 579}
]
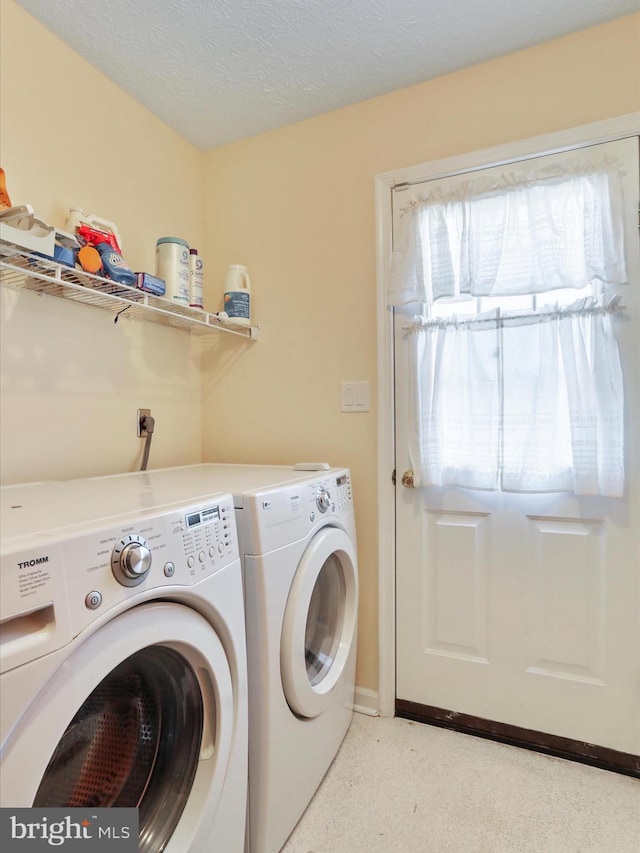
[
  {"xmin": 121, "ymin": 542, "xmax": 152, "ymax": 578},
  {"xmin": 316, "ymin": 487, "xmax": 331, "ymax": 513},
  {"xmin": 112, "ymin": 535, "xmax": 152, "ymax": 586}
]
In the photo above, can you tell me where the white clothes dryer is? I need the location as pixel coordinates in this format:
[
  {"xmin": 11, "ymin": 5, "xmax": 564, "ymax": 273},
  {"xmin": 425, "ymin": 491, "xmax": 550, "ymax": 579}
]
[
  {"xmin": 0, "ymin": 475, "xmax": 248, "ymax": 853},
  {"xmin": 112, "ymin": 464, "xmax": 359, "ymax": 853}
]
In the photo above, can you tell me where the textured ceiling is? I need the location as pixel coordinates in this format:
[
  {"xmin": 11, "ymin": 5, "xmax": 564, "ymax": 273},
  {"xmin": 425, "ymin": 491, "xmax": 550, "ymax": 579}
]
[{"xmin": 13, "ymin": 0, "xmax": 639, "ymax": 150}]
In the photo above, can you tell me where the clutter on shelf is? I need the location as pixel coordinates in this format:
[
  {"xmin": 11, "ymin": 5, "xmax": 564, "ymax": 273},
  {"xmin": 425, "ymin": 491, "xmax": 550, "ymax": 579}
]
[
  {"xmin": 0, "ymin": 243, "xmax": 259, "ymax": 340},
  {"xmin": 0, "ymin": 170, "xmax": 257, "ymax": 337}
]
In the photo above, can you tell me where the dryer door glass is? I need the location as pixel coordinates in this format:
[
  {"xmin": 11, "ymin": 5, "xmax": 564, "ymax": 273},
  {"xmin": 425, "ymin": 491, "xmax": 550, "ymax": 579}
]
[
  {"xmin": 305, "ymin": 553, "xmax": 345, "ymax": 685},
  {"xmin": 281, "ymin": 526, "xmax": 358, "ymax": 718},
  {"xmin": 33, "ymin": 645, "xmax": 204, "ymax": 853}
]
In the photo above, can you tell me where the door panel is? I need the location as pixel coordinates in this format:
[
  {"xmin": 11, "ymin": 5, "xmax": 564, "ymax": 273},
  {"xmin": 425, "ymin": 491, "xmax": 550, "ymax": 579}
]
[
  {"xmin": 394, "ymin": 136, "xmax": 640, "ymax": 753},
  {"xmin": 524, "ymin": 516, "xmax": 605, "ymax": 683},
  {"xmin": 424, "ymin": 510, "xmax": 489, "ymax": 662}
]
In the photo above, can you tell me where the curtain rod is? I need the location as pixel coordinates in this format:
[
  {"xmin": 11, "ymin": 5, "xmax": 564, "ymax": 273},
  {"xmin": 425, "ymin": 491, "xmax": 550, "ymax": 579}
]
[{"xmin": 403, "ymin": 295, "xmax": 624, "ymax": 332}]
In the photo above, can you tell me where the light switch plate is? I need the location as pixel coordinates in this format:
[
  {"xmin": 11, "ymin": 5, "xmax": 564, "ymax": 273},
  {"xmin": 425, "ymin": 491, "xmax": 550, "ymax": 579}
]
[{"xmin": 341, "ymin": 381, "xmax": 370, "ymax": 412}]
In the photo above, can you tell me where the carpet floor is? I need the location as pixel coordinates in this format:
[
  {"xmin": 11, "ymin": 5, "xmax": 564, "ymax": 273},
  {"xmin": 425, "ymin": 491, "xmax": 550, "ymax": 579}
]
[{"xmin": 281, "ymin": 713, "xmax": 640, "ymax": 853}]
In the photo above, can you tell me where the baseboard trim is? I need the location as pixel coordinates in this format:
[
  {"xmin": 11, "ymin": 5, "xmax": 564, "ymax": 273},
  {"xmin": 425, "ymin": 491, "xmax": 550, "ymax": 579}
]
[
  {"xmin": 395, "ymin": 699, "xmax": 640, "ymax": 779},
  {"xmin": 353, "ymin": 686, "xmax": 379, "ymax": 716}
]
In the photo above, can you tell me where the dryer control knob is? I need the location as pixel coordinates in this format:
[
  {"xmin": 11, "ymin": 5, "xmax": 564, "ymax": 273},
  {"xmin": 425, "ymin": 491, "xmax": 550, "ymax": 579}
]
[
  {"xmin": 112, "ymin": 536, "xmax": 152, "ymax": 586},
  {"xmin": 316, "ymin": 487, "xmax": 332, "ymax": 513}
]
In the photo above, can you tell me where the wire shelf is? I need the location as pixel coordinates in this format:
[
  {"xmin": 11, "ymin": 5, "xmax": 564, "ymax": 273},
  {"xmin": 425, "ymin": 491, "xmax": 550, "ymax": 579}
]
[{"xmin": 0, "ymin": 243, "xmax": 259, "ymax": 339}]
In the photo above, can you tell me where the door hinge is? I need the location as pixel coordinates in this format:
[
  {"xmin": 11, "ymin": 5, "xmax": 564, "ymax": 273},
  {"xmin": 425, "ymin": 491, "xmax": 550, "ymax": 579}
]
[{"xmin": 392, "ymin": 469, "xmax": 396, "ymax": 486}]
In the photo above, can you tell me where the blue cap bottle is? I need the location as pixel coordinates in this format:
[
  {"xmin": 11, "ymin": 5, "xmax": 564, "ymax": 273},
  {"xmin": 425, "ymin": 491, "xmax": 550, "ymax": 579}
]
[{"xmin": 95, "ymin": 242, "xmax": 136, "ymax": 286}]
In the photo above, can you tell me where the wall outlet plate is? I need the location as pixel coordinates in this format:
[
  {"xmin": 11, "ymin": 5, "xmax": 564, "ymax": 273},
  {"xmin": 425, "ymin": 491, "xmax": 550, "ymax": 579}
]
[{"xmin": 137, "ymin": 408, "xmax": 151, "ymax": 437}]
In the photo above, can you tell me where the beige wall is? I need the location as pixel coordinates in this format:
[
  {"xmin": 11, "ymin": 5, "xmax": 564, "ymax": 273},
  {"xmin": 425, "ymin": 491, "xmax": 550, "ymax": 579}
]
[
  {"xmin": 1, "ymin": 0, "xmax": 205, "ymax": 482},
  {"xmin": 201, "ymin": 15, "xmax": 640, "ymax": 692},
  {"xmin": 2, "ymin": 0, "xmax": 639, "ymax": 694}
]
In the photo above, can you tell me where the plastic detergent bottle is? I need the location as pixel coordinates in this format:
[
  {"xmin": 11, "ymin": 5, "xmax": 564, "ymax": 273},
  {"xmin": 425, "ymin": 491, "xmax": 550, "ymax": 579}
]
[
  {"xmin": 95, "ymin": 242, "xmax": 136, "ymax": 286},
  {"xmin": 65, "ymin": 207, "xmax": 124, "ymax": 253},
  {"xmin": 189, "ymin": 248, "xmax": 204, "ymax": 309},
  {"xmin": 223, "ymin": 264, "xmax": 251, "ymax": 325}
]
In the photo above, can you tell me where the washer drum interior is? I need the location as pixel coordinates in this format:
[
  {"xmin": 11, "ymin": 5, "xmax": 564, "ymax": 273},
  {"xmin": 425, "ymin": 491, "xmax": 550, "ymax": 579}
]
[{"xmin": 34, "ymin": 645, "xmax": 205, "ymax": 853}]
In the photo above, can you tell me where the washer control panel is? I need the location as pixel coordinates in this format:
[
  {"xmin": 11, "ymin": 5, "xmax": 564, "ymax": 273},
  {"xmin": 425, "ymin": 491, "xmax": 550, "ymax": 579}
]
[
  {"xmin": 59, "ymin": 494, "xmax": 238, "ymax": 624},
  {"xmin": 309, "ymin": 471, "xmax": 352, "ymax": 521},
  {"xmin": 1, "ymin": 489, "xmax": 240, "ymax": 672},
  {"xmin": 332, "ymin": 471, "xmax": 353, "ymax": 515},
  {"xmin": 244, "ymin": 468, "xmax": 354, "ymax": 554}
]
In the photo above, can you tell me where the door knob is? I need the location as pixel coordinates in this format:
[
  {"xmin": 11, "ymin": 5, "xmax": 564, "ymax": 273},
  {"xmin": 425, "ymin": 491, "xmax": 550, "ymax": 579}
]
[{"xmin": 401, "ymin": 469, "xmax": 415, "ymax": 488}]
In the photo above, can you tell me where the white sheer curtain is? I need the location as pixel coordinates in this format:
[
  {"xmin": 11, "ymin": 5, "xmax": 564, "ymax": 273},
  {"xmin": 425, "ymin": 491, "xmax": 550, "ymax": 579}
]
[
  {"xmin": 389, "ymin": 160, "xmax": 627, "ymax": 306},
  {"xmin": 408, "ymin": 299, "xmax": 625, "ymax": 496},
  {"xmin": 394, "ymin": 150, "xmax": 628, "ymax": 497},
  {"xmin": 408, "ymin": 313, "xmax": 501, "ymax": 490},
  {"xmin": 388, "ymin": 155, "xmax": 627, "ymax": 497}
]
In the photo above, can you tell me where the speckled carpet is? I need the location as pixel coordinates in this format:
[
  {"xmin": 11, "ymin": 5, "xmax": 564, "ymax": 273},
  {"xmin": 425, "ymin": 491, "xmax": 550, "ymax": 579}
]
[{"xmin": 282, "ymin": 712, "xmax": 640, "ymax": 853}]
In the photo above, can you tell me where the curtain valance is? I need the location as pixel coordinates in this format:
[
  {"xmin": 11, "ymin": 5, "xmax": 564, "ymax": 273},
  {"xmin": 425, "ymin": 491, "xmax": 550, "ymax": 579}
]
[{"xmin": 388, "ymin": 158, "xmax": 627, "ymax": 306}]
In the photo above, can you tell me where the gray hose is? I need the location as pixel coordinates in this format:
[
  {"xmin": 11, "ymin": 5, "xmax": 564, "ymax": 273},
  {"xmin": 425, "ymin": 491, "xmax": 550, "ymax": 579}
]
[{"xmin": 140, "ymin": 415, "xmax": 155, "ymax": 471}]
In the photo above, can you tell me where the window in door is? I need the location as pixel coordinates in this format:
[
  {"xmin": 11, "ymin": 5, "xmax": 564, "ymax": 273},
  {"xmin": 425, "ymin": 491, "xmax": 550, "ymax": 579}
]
[{"xmin": 391, "ymin": 147, "xmax": 629, "ymax": 496}]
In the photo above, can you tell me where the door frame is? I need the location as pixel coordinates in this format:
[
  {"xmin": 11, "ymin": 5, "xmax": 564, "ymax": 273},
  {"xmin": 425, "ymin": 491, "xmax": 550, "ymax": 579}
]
[{"xmin": 374, "ymin": 112, "xmax": 640, "ymax": 718}]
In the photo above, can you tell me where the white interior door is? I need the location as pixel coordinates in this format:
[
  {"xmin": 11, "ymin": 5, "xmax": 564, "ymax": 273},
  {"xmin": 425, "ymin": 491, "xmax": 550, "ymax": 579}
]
[{"xmin": 394, "ymin": 136, "xmax": 640, "ymax": 754}]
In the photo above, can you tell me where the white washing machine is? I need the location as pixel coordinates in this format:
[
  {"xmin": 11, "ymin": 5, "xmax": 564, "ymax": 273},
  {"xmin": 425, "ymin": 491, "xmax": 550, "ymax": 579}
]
[
  {"xmin": 110, "ymin": 463, "xmax": 359, "ymax": 853},
  {"xmin": 0, "ymin": 474, "xmax": 248, "ymax": 853}
]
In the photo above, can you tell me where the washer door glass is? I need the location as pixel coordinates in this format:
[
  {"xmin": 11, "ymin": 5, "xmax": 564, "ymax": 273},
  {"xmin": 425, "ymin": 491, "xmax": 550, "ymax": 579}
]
[
  {"xmin": 34, "ymin": 646, "xmax": 203, "ymax": 853},
  {"xmin": 281, "ymin": 527, "xmax": 358, "ymax": 718},
  {"xmin": 305, "ymin": 553, "xmax": 345, "ymax": 686}
]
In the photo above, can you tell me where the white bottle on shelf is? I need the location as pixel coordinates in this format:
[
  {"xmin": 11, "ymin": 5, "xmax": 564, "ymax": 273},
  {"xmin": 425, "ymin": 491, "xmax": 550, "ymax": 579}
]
[
  {"xmin": 223, "ymin": 264, "xmax": 251, "ymax": 326},
  {"xmin": 189, "ymin": 248, "xmax": 204, "ymax": 310}
]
